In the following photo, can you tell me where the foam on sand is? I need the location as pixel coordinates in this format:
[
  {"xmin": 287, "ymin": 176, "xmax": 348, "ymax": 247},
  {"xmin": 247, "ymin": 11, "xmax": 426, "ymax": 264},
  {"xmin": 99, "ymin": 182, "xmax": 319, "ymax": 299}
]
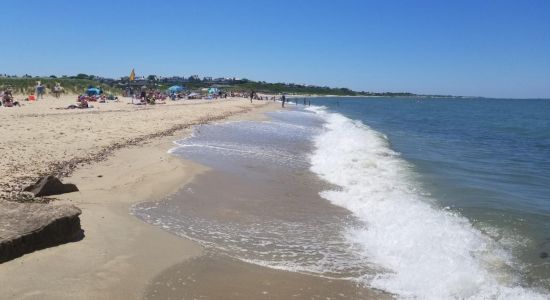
[{"xmin": 307, "ymin": 106, "xmax": 547, "ymax": 299}]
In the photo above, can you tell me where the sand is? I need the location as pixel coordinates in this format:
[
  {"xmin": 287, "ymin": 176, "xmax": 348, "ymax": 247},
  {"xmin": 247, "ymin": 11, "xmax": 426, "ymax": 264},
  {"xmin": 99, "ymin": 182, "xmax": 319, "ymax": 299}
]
[
  {"xmin": 0, "ymin": 95, "xmax": 386, "ymax": 299},
  {"xmin": 144, "ymin": 254, "xmax": 390, "ymax": 300},
  {"xmin": 0, "ymin": 95, "xmax": 279, "ymax": 299},
  {"xmin": 136, "ymin": 168, "xmax": 392, "ymax": 300},
  {"xmin": 0, "ymin": 94, "xmax": 272, "ymax": 200}
]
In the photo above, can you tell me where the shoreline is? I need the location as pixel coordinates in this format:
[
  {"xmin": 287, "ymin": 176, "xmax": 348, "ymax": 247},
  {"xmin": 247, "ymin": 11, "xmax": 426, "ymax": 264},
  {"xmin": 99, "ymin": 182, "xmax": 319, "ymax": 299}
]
[
  {"xmin": 134, "ymin": 107, "xmax": 392, "ymax": 299},
  {"xmin": 0, "ymin": 99, "xmax": 279, "ymax": 299}
]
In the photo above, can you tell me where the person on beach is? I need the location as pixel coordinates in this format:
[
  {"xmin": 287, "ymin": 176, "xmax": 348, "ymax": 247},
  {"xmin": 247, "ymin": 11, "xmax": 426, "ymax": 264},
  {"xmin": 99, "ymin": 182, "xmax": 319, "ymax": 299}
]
[
  {"xmin": 53, "ymin": 82, "xmax": 63, "ymax": 98},
  {"xmin": 281, "ymin": 94, "xmax": 286, "ymax": 107},
  {"xmin": 35, "ymin": 81, "xmax": 45, "ymax": 99},
  {"xmin": 1, "ymin": 89, "xmax": 20, "ymax": 107},
  {"xmin": 249, "ymin": 90, "xmax": 254, "ymax": 103},
  {"xmin": 140, "ymin": 90, "xmax": 147, "ymax": 104}
]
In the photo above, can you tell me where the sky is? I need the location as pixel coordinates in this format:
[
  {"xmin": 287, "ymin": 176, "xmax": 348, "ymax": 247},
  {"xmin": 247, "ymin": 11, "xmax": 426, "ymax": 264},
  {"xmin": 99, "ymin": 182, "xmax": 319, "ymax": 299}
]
[{"xmin": 1, "ymin": 0, "xmax": 549, "ymax": 98}]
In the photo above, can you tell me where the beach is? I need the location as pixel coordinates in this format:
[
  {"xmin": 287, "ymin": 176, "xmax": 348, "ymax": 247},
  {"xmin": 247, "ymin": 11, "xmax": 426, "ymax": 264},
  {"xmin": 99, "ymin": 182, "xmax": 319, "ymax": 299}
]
[
  {"xmin": 0, "ymin": 96, "xmax": 387, "ymax": 300},
  {"xmin": 132, "ymin": 99, "xmax": 550, "ymax": 299},
  {"xmin": 0, "ymin": 95, "xmax": 271, "ymax": 201},
  {"xmin": 2, "ymin": 1, "xmax": 548, "ymax": 298},
  {"xmin": 0, "ymin": 96, "xmax": 282, "ymax": 299},
  {"xmin": 2, "ymin": 95, "xmax": 548, "ymax": 299}
]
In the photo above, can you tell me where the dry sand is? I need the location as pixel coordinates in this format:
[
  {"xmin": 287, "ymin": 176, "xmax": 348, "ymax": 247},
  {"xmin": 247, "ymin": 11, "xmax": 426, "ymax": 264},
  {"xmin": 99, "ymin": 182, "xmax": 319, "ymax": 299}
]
[
  {"xmin": 0, "ymin": 95, "xmax": 279, "ymax": 299},
  {"xmin": 0, "ymin": 94, "xmax": 271, "ymax": 200}
]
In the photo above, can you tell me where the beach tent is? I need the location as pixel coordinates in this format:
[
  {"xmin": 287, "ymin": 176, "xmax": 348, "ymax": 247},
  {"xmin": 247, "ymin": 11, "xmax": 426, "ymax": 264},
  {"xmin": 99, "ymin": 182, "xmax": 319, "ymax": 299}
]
[
  {"xmin": 208, "ymin": 87, "xmax": 219, "ymax": 94},
  {"xmin": 168, "ymin": 85, "xmax": 184, "ymax": 93},
  {"xmin": 86, "ymin": 87, "xmax": 101, "ymax": 96}
]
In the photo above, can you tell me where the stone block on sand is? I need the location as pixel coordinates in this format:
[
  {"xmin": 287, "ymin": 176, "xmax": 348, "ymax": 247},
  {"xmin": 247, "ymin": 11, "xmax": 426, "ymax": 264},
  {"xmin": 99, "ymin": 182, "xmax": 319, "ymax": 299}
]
[
  {"xmin": 23, "ymin": 175, "xmax": 79, "ymax": 197},
  {"xmin": 0, "ymin": 201, "xmax": 82, "ymax": 263}
]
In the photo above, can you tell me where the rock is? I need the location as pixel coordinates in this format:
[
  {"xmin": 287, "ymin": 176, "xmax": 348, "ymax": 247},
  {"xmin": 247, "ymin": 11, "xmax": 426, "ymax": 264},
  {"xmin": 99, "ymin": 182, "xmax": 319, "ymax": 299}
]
[
  {"xmin": 23, "ymin": 176, "xmax": 79, "ymax": 197},
  {"xmin": 0, "ymin": 200, "xmax": 82, "ymax": 263},
  {"xmin": 539, "ymin": 240, "xmax": 550, "ymax": 259}
]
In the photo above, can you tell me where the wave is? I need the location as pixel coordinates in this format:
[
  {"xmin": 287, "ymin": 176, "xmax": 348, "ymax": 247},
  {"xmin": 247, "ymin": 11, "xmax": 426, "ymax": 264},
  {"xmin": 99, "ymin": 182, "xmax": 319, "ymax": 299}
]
[{"xmin": 306, "ymin": 106, "xmax": 547, "ymax": 299}]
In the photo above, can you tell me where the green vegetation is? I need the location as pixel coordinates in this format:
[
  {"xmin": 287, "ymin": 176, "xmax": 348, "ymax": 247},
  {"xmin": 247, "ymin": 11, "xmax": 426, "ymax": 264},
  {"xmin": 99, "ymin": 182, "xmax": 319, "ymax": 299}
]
[
  {"xmin": 223, "ymin": 81, "xmax": 414, "ymax": 96},
  {"xmin": 1, "ymin": 75, "xmax": 415, "ymax": 97},
  {"xmin": 154, "ymin": 80, "xmax": 415, "ymax": 96},
  {"xmin": 226, "ymin": 82, "xmax": 359, "ymax": 95},
  {"xmin": 0, "ymin": 77, "xmax": 121, "ymax": 95}
]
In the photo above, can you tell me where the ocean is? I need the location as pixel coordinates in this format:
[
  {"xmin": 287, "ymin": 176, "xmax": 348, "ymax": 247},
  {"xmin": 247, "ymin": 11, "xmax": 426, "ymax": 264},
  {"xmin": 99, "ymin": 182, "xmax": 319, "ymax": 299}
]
[{"xmin": 133, "ymin": 97, "xmax": 550, "ymax": 299}]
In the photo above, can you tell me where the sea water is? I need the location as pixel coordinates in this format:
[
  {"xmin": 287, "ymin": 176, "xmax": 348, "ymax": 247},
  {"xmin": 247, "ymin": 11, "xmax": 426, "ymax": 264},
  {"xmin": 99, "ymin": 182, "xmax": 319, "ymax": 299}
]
[{"xmin": 134, "ymin": 97, "xmax": 550, "ymax": 299}]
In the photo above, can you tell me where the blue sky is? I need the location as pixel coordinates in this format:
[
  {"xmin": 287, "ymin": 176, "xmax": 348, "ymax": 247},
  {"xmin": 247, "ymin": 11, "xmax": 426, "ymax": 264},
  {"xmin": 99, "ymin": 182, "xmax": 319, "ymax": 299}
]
[{"xmin": 1, "ymin": 0, "xmax": 549, "ymax": 98}]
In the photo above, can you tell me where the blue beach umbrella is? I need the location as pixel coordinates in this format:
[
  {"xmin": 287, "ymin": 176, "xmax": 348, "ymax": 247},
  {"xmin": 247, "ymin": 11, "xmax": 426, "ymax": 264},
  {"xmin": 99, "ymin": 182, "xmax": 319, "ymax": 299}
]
[
  {"xmin": 168, "ymin": 85, "xmax": 184, "ymax": 93},
  {"xmin": 86, "ymin": 87, "xmax": 101, "ymax": 96}
]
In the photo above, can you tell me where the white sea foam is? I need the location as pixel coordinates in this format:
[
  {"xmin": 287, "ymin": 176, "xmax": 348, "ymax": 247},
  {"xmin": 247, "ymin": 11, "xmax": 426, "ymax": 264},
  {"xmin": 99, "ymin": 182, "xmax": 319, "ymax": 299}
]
[{"xmin": 307, "ymin": 107, "xmax": 547, "ymax": 299}]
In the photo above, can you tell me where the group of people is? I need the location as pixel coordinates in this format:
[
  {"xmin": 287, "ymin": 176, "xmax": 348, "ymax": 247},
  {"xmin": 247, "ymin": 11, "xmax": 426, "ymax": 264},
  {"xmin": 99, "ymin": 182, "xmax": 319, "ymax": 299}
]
[
  {"xmin": 34, "ymin": 81, "xmax": 64, "ymax": 100},
  {"xmin": 34, "ymin": 81, "xmax": 65, "ymax": 99},
  {"xmin": 60, "ymin": 86, "xmax": 116, "ymax": 109},
  {"xmin": 280, "ymin": 95, "xmax": 311, "ymax": 108},
  {"xmin": 139, "ymin": 89, "xmax": 167, "ymax": 105},
  {"xmin": 124, "ymin": 88, "xmax": 285, "ymax": 103},
  {"xmin": 244, "ymin": 91, "xmax": 312, "ymax": 108},
  {"xmin": 34, "ymin": 81, "xmax": 64, "ymax": 99},
  {"xmin": 1, "ymin": 81, "xmax": 66, "ymax": 108},
  {"xmin": 0, "ymin": 89, "xmax": 20, "ymax": 107}
]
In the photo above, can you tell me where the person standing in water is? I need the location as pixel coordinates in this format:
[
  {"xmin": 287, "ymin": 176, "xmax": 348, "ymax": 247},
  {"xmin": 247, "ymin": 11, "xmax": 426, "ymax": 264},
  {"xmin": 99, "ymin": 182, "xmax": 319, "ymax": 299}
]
[
  {"xmin": 303, "ymin": 98, "xmax": 306, "ymax": 105},
  {"xmin": 281, "ymin": 94, "xmax": 286, "ymax": 107}
]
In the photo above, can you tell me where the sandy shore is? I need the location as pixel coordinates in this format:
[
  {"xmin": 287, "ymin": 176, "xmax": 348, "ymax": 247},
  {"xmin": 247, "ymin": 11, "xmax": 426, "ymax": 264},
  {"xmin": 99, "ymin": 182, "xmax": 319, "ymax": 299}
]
[
  {"xmin": 136, "ymin": 167, "xmax": 391, "ymax": 299},
  {"xmin": 0, "ymin": 96, "xmax": 388, "ymax": 299},
  {"xmin": 0, "ymin": 94, "xmax": 272, "ymax": 200},
  {"xmin": 0, "ymin": 95, "xmax": 279, "ymax": 299},
  {"xmin": 144, "ymin": 254, "xmax": 387, "ymax": 300}
]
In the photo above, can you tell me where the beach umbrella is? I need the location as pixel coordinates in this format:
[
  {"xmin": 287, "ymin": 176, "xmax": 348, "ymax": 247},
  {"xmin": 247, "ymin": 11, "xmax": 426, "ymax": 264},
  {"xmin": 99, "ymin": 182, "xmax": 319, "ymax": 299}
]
[
  {"xmin": 168, "ymin": 85, "xmax": 184, "ymax": 93},
  {"xmin": 86, "ymin": 87, "xmax": 100, "ymax": 96}
]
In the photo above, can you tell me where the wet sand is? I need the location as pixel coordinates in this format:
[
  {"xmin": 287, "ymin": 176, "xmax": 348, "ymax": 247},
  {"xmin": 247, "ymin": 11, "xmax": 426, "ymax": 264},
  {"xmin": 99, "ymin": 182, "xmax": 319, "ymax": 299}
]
[
  {"xmin": 145, "ymin": 254, "xmax": 390, "ymax": 300},
  {"xmin": 139, "ymin": 168, "xmax": 392, "ymax": 299},
  {"xmin": 134, "ymin": 109, "xmax": 393, "ymax": 299}
]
